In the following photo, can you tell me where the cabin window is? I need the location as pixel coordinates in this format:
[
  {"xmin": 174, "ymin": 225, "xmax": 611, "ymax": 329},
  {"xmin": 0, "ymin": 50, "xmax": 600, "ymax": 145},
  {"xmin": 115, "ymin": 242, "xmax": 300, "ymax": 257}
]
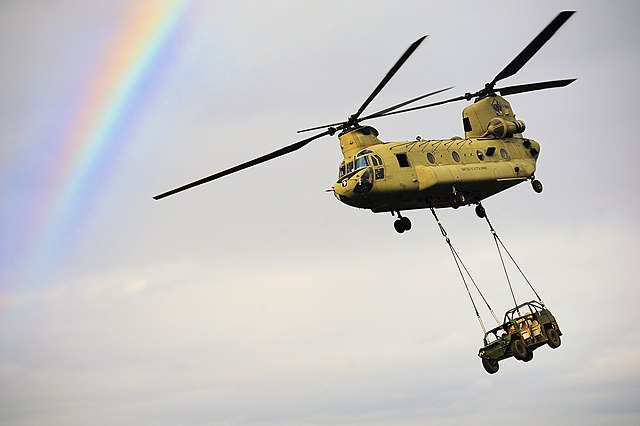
[
  {"xmin": 500, "ymin": 148, "xmax": 509, "ymax": 160},
  {"xmin": 395, "ymin": 153, "xmax": 410, "ymax": 168},
  {"xmin": 375, "ymin": 168, "xmax": 385, "ymax": 180},
  {"xmin": 427, "ymin": 152, "xmax": 436, "ymax": 164},
  {"xmin": 452, "ymin": 151, "xmax": 461, "ymax": 162},
  {"xmin": 476, "ymin": 150, "xmax": 485, "ymax": 161}
]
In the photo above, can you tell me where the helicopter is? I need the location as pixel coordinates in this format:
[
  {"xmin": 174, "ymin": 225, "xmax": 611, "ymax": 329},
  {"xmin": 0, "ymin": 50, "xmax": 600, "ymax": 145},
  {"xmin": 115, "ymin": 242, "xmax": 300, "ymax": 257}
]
[{"xmin": 154, "ymin": 11, "xmax": 576, "ymax": 234}]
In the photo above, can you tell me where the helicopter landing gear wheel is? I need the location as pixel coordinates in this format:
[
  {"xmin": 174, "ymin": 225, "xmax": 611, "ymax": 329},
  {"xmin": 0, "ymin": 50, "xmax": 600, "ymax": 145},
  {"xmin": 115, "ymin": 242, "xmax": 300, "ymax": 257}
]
[
  {"xmin": 393, "ymin": 214, "xmax": 412, "ymax": 234},
  {"xmin": 531, "ymin": 179, "xmax": 543, "ymax": 193},
  {"xmin": 452, "ymin": 192, "xmax": 465, "ymax": 208},
  {"xmin": 475, "ymin": 204, "xmax": 486, "ymax": 219}
]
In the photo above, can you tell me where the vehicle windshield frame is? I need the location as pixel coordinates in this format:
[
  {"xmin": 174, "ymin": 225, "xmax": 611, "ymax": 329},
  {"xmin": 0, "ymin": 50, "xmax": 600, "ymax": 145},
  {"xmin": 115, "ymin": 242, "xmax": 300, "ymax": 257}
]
[{"xmin": 503, "ymin": 300, "xmax": 546, "ymax": 324}]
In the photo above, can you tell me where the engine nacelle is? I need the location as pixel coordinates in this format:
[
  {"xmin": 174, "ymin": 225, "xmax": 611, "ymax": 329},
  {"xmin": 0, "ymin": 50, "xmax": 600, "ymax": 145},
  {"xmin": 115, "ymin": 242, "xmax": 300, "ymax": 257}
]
[{"xmin": 486, "ymin": 118, "xmax": 526, "ymax": 138}]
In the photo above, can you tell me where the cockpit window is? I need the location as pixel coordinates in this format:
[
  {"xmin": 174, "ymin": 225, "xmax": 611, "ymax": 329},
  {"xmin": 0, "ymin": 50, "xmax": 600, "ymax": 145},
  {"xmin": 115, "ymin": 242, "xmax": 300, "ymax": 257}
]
[
  {"xmin": 354, "ymin": 156, "xmax": 370, "ymax": 170},
  {"xmin": 338, "ymin": 162, "xmax": 346, "ymax": 178},
  {"xmin": 346, "ymin": 161, "xmax": 354, "ymax": 174}
]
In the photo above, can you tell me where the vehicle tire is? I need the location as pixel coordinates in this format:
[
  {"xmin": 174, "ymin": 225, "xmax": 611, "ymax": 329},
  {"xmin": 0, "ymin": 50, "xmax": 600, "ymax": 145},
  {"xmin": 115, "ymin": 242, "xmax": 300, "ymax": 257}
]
[
  {"xmin": 511, "ymin": 339, "xmax": 529, "ymax": 361},
  {"xmin": 546, "ymin": 328, "xmax": 561, "ymax": 349},
  {"xmin": 523, "ymin": 350, "xmax": 534, "ymax": 362},
  {"xmin": 475, "ymin": 204, "xmax": 486, "ymax": 218},
  {"xmin": 400, "ymin": 216, "xmax": 412, "ymax": 231},
  {"xmin": 482, "ymin": 358, "xmax": 499, "ymax": 374},
  {"xmin": 394, "ymin": 219, "xmax": 405, "ymax": 234},
  {"xmin": 453, "ymin": 192, "xmax": 465, "ymax": 206}
]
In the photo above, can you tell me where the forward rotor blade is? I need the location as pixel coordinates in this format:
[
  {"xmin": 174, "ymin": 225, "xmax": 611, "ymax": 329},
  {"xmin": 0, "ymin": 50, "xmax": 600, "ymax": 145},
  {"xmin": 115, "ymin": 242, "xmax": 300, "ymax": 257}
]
[
  {"xmin": 371, "ymin": 94, "xmax": 467, "ymax": 120},
  {"xmin": 299, "ymin": 87, "xmax": 455, "ymax": 131},
  {"xmin": 496, "ymin": 78, "xmax": 576, "ymax": 96},
  {"xmin": 153, "ymin": 129, "xmax": 333, "ymax": 200},
  {"xmin": 297, "ymin": 120, "xmax": 345, "ymax": 134},
  {"xmin": 351, "ymin": 35, "xmax": 427, "ymax": 122},
  {"xmin": 296, "ymin": 86, "xmax": 452, "ymax": 133},
  {"xmin": 297, "ymin": 35, "xmax": 428, "ymax": 134},
  {"xmin": 491, "ymin": 11, "xmax": 575, "ymax": 86},
  {"xmin": 361, "ymin": 86, "xmax": 454, "ymax": 121}
]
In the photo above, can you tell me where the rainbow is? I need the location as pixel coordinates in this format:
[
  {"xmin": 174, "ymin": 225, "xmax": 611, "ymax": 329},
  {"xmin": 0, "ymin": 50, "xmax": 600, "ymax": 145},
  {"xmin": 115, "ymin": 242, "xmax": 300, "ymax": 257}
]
[{"xmin": 34, "ymin": 0, "xmax": 193, "ymax": 274}]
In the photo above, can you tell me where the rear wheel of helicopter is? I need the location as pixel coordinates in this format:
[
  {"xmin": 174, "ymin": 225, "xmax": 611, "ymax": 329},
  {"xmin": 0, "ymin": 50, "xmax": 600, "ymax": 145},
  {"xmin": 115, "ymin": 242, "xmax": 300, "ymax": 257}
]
[
  {"xmin": 475, "ymin": 204, "xmax": 486, "ymax": 218},
  {"xmin": 532, "ymin": 179, "xmax": 543, "ymax": 193}
]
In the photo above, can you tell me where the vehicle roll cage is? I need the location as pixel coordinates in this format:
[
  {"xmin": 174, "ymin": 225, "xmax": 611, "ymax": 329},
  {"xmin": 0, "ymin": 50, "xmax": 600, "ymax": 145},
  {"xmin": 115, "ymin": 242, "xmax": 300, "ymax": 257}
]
[
  {"xmin": 503, "ymin": 300, "xmax": 546, "ymax": 323},
  {"xmin": 482, "ymin": 300, "xmax": 548, "ymax": 343}
]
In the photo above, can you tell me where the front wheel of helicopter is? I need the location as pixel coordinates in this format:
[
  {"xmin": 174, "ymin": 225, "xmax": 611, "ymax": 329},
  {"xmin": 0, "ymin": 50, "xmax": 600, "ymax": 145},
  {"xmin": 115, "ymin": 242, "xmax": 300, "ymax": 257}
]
[
  {"xmin": 453, "ymin": 192, "xmax": 466, "ymax": 207},
  {"xmin": 393, "ymin": 216, "xmax": 412, "ymax": 233}
]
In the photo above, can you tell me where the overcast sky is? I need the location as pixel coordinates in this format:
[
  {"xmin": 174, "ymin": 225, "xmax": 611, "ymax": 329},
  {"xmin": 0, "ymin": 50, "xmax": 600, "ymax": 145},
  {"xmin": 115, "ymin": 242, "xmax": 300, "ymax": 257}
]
[{"xmin": 1, "ymin": 1, "xmax": 639, "ymax": 425}]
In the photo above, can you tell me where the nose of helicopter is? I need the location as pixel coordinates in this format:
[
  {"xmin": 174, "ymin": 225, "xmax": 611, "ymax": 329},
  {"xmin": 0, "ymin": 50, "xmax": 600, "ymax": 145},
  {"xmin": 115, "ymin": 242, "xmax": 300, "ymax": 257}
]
[{"xmin": 332, "ymin": 168, "xmax": 373, "ymax": 205}]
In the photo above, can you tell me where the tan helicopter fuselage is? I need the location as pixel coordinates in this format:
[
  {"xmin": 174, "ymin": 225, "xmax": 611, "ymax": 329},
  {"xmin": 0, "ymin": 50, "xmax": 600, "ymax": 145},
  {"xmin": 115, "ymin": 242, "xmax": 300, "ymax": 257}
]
[{"xmin": 332, "ymin": 95, "xmax": 541, "ymax": 212}]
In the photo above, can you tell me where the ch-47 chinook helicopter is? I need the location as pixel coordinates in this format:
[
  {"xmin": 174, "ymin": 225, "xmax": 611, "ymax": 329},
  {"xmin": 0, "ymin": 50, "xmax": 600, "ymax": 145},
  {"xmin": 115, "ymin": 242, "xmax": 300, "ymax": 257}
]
[{"xmin": 154, "ymin": 11, "xmax": 576, "ymax": 234}]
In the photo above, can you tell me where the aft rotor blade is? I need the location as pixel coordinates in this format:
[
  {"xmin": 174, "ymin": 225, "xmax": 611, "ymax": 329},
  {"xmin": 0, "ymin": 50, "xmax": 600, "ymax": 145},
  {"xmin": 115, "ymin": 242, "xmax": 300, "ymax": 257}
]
[
  {"xmin": 351, "ymin": 35, "xmax": 427, "ymax": 122},
  {"xmin": 361, "ymin": 86, "xmax": 454, "ymax": 121},
  {"xmin": 496, "ymin": 78, "xmax": 576, "ymax": 96},
  {"xmin": 153, "ymin": 129, "xmax": 333, "ymax": 200},
  {"xmin": 491, "ymin": 11, "xmax": 575, "ymax": 86}
]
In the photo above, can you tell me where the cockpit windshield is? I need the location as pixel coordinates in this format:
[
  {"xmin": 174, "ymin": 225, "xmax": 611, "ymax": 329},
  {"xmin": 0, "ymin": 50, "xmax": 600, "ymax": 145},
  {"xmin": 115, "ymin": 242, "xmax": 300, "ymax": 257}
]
[
  {"xmin": 354, "ymin": 156, "xmax": 370, "ymax": 170},
  {"xmin": 339, "ymin": 153, "xmax": 384, "ymax": 179}
]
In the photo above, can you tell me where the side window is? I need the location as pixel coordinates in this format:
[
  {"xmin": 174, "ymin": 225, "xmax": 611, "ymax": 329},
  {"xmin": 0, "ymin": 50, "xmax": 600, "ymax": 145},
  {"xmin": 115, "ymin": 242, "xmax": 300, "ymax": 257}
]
[
  {"xmin": 427, "ymin": 152, "xmax": 436, "ymax": 164},
  {"xmin": 395, "ymin": 153, "xmax": 410, "ymax": 168},
  {"xmin": 463, "ymin": 116, "xmax": 472, "ymax": 132}
]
